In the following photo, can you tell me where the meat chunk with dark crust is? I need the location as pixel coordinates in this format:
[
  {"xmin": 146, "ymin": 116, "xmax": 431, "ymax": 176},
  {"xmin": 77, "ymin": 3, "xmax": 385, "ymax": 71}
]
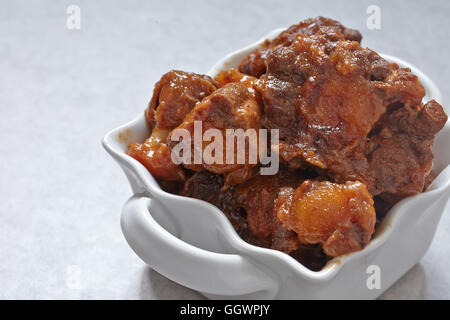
[
  {"xmin": 146, "ymin": 70, "xmax": 218, "ymax": 130},
  {"xmin": 238, "ymin": 16, "xmax": 362, "ymax": 77},
  {"xmin": 235, "ymin": 170, "xmax": 306, "ymax": 253},
  {"xmin": 170, "ymin": 82, "xmax": 263, "ymax": 187},
  {"xmin": 256, "ymin": 35, "xmax": 389, "ymax": 172},
  {"xmin": 366, "ymin": 100, "xmax": 447, "ymax": 197}
]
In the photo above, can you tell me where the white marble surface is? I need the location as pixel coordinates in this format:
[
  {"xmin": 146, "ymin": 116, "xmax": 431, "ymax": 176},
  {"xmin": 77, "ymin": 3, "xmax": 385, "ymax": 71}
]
[{"xmin": 1, "ymin": 0, "xmax": 450, "ymax": 299}]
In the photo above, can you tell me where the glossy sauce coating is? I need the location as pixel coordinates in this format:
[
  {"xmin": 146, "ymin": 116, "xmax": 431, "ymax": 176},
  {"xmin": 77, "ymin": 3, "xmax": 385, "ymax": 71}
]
[
  {"xmin": 277, "ymin": 180, "xmax": 375, "ymax": 257},
  {"xmin": 128, "ymin": 17, "xmax": 447, "ymax": 270}
]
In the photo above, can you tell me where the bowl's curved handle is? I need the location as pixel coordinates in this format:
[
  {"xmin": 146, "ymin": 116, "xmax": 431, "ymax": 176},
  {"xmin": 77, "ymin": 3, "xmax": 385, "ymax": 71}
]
[{"xmin": 121, "ymin": 195, "xmax": 279, "ymax": 299}]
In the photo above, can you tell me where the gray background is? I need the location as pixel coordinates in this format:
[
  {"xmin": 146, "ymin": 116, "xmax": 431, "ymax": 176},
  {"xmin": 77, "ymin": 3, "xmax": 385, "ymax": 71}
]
[{"xmin": 1, "ymin": 0, "xmax": 449, "ymax": 299}]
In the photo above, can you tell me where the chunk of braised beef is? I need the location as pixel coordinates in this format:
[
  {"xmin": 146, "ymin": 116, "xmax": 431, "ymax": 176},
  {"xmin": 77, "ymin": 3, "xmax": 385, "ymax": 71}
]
[{"xmin": 238, "ymin": 16, "xmax": 362, "ymax": 77}]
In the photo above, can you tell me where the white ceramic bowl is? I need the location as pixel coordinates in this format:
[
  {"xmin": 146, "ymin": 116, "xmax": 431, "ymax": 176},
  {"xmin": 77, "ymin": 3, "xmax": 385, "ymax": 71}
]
[{"xmin": 103, "ymin": 28, "xmax": 450, "ymax": 299}]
